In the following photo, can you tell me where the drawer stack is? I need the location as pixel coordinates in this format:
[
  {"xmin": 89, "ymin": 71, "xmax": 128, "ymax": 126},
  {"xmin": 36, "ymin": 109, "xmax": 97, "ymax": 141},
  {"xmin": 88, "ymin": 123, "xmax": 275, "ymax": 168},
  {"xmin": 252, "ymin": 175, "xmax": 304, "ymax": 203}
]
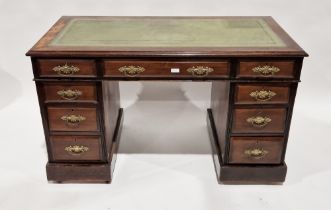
[
  {"xmin": 33, "ymin": 59, "xmax": 121, "ymax": 182},
  {"xmin": 36, "ymin": 59, "xmax": 104, "ymax": 163},
  {"xmin": 227, "ymin": 60, "xmax": 297, "ymax": 165}
]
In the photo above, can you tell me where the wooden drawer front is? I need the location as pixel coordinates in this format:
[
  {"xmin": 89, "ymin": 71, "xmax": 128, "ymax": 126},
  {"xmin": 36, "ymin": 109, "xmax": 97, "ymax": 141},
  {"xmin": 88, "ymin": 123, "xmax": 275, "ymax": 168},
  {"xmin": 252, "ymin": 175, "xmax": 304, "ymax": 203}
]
[
  {"xmin": 104, "ymin": 60, "xmax": 229, "ymax": 78},
  {"xmin": 235, "ymin": 84, "xmax": 290, "ymax": 104},
  {"xmin": 42, "ymin": 83, "xmax": 97, "ymax": 102},
  {"xmin": 237, "ymin": 61, "xmax": 295, "ymax": 79},
  {"xmin": 232, "ymin": 108, "xmax": 286, "ymax": 133},
  {"xmin": 229, "ymin": 137, "xmax": 283, "ymax": 164},
  {"xmin": 37, "ymin": 59, "xmax": 97, "ymax": 77},
  {"xmin": 50, "ymin": 136, "xmax": 102, "ymax": 161},
  {"xmin": 47, "ymin": 107, "xmax": 99, "ymax": 132}
]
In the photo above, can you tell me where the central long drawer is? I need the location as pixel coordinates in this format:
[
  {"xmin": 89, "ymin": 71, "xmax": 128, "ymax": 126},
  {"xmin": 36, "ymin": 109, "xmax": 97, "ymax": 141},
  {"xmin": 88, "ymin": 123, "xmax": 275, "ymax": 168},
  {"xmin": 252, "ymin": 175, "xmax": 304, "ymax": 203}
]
[{"xmin": 103, "ymin": 60, "xmax": 230, "ymax": 78}]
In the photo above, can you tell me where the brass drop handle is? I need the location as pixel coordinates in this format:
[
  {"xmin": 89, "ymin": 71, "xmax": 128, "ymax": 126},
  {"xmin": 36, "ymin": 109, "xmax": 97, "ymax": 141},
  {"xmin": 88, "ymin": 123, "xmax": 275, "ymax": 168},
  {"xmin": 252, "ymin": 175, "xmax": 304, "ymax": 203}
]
[
  {"xmin": 65, "ymin": 145, "xmax": 89, "ymax": 155},
  {"xmin": 57, "ymin": 89, "xmax": 82, "ymax": 100},
  {"xmin": 61, "ymin": 114, "xmax": 86, "ymax": 126},
  {"xmin": 246, "ymin": 116, "xmax": 272, "ymax": 128},
  {"xmin": 187, "ymin": 66, "xmax": 214, "ymax": 77},
  {"xmin": 53, "ymin": 64, "xmax": 80, "ymax": 75},
  {"xmin": 244, "ymin": 148, "xmax": 268, "ymax": 159},
  {"xmin": 252, "ymin": 65, "xmax": 280, "ymax": 76},
  {"xmin": 118, "ymin": 65, "xmax": 145, "ymax": 77},
  {"xmin": 249, "ymin": 90, "xmax": 276, "ymax": 101}
]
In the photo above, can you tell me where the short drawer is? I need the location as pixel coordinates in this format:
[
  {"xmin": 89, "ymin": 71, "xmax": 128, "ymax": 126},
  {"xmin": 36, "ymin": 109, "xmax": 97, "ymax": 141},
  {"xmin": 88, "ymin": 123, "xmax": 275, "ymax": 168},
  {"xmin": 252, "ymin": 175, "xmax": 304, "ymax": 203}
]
[
  {"xmin": 232, "ymin": 108, "xmax": 287, "ymax": 133},
  {"xmin": 229, "ymin": 137, "xmax": 284, "ymax": 164},
  {"xmin": 104, "ymin": 60, "xmax": 229, "ymax": 78},
  {"xmin": 49, "ymin": 136, "xmax": 103, "ymax": 161},
  {"xmin": 237, "ymin": 60, "xmax": 295, "ymax": 79},
  {"xmin": 235, "ymin": 84, "xmax": 290, "ymax": 104},
  {"xmin": 47, "ymin": 107, "xmax": 99, "ymax": 132},
  {"xmin": 42, "ymin": 82, "xmax": 97, "ymax": 102},
  {"xmin": 36, "ymin": 59, "xmax": 97, "ymax": 77}
]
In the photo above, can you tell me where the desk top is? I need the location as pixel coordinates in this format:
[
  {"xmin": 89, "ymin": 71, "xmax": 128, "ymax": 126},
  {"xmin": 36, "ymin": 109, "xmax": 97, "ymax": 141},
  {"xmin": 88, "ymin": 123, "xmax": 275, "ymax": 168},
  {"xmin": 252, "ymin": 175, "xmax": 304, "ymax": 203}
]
[{"xmin": 27, "ymin": 16, "xmax": 307, "ymax": 57}]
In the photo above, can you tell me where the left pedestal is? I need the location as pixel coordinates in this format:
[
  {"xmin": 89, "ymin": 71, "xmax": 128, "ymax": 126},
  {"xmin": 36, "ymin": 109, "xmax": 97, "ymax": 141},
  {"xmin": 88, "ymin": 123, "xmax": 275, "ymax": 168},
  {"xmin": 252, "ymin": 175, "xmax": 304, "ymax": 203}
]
[{"xmin": 32, "ymin": 58, "xmax": 122, "ymax": 183}]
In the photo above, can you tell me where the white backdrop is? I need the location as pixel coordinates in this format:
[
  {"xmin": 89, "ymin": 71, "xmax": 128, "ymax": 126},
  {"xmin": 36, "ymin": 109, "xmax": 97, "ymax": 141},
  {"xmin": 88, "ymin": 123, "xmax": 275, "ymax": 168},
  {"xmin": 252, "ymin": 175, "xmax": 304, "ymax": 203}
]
[{"xmin": 0, "ymin": 0, "xmax": 330, "ymax": 209}]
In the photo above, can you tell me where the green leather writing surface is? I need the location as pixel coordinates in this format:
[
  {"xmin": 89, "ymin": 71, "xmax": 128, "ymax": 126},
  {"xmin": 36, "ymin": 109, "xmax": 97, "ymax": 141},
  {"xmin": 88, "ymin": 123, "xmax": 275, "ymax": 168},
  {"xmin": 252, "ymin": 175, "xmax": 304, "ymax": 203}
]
[{"xmin": 50, "ymin": 18, "xmax": 285, "ymax": 47}]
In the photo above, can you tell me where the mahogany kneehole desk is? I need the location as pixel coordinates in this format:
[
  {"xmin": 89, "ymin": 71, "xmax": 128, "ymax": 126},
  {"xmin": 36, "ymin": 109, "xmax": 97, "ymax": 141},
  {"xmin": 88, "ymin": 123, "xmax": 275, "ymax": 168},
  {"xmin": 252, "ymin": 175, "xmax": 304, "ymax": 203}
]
[{"xmin": 26, "ymin": 16, "xmax": 308, "ymax": 184}]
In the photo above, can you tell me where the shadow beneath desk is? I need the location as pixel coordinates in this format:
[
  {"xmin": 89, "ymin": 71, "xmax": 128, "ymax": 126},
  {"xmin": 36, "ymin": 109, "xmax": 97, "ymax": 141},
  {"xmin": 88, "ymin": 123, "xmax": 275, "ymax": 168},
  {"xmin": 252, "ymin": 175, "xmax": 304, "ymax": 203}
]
[
  {"xmin": 0, "ymin": 68, "xmax": 22, "ymax": 110},
  {"xmin": 280, "ymin": 110, "xmax": 331, "ymax": 185},
  {"xmin": 118, "ymin": 81, "xmax": 212, "ymax": 154}
]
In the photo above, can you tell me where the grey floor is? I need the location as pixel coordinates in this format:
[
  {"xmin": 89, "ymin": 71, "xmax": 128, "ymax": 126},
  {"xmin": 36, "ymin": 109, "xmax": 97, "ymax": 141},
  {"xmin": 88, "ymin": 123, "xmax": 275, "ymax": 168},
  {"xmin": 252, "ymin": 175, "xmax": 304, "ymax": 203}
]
[{"xmin": 0, "ymin": 0, "xmax": 330, "ymax": 209}]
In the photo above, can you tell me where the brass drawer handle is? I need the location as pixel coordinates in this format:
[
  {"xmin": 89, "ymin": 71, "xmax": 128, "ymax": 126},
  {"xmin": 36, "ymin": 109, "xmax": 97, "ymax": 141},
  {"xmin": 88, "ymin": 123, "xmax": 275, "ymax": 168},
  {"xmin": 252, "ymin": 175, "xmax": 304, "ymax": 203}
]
[
  {"xmin": 252, "ymin": 65, "xmax": 280, "ymax": 76},
  {"xmin": 249, "ymin": 90, "xmax": 276, "ymax": 101},
  {"xmin": 53, "ymin": 64, "xmax": 80, "ymax": 75},
  {"xmin": 244, "ymin": 148, "xmax": 268, "ymax": 159},
  {"xmin": 57, "ymin": 89, "xmax": 82, "ymax": 100},
  {"xmin": 246, "ymin": 116, "xmax": 272, "ymax": 128},
  {"xmin": 61, "ymin": 114, "xmax": 86, "ymax": 126},
  {"xmin": 187, "ymin": 66, "xmax": 214, "ymax": 77},
  {"xmin": 118, "ymin": 65, "xmax": 145, "ymax": 77},
  {"xmin": 65, "ymin": 145, "xmax": 89, "ymax": 155}
]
